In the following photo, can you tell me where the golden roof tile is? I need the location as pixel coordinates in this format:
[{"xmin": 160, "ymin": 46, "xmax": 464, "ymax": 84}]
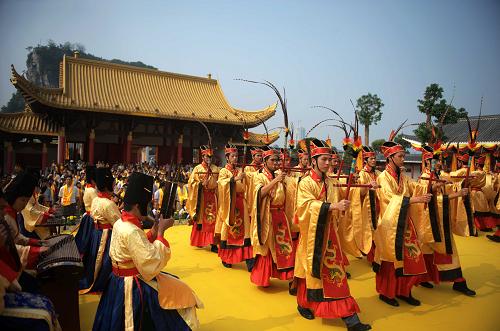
[
  {"xmin": 0, "ymin": 107, "xmax": 60, "ymax": 136},
  {"xmin": 231, "ymin": 130, "xmax": 281, "ymax": 146},
  {"xmin": 10, "ymin": 56, "xmax": 276, "ymax": 126}
]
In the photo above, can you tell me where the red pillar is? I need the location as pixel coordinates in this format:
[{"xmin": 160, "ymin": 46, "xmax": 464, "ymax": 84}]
[
  {"xmin": 177, "ymin": 134, "xmax": 183, "ymax": 164},
  {"xmin": 88, "ymin": 129, "xmax": 95, "ymax": 165},
  {"xmin": 5, "ymin": 142, "xmax": 13, "ymax": 174},
  {"xmin": 41, "ymin": 143, "xmax": 48, "ymax": 170},
  {"xmin": 57, "ymin": 128, "xmax": 66, "ymax": 165},
  {"xmin": 126, "ymin": 131, "xmax": 132, "ymax": 164}
]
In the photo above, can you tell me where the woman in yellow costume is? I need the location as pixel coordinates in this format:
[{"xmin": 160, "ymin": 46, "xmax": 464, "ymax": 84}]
[{"xmin": 92, "ymin": 172, "xmax": 202, "ymax": 331}]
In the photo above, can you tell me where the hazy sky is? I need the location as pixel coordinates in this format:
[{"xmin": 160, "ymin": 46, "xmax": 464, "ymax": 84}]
[{"xmin": 1, "ymin": 0, "xmax": 499, "ymax": 145}]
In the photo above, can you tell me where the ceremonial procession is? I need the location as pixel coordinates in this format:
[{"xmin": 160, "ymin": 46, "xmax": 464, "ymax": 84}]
[{"xmin": 0, "ymin": 1, "xmax": 499, "ymax": 330}]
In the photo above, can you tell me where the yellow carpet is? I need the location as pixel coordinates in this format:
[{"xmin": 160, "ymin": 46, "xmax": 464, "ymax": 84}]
[{"xmin": 79, "ymin": 225, "xmax": 500, "ymax": 331}]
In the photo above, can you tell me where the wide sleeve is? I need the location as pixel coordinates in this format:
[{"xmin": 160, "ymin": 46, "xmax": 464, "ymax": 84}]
[
  {"xmin": 374, "ymin": 174, "xmax": 411, "ymax": 263},
  {"xmin": 216, "ymin": 168, "xmax": 233, "ymax": 230},
  {"xmin": 104, "ymin": 201, "xmax": 122, "ymax": 225},
  {"xmin": 340, "ymin": 186, "xmax": 368, "ymax": 256},
  {"xmin": 127, "ymin": 228, "xmax": 171, "ymax": 281},
  {"xmin": 296, "ymin": 179, "xmax": 331, "ymax": 278},
  {"xmin": 186, "ymin": 166, "xmax": 201, "ymax": 220},
  {"xmin": 250, "ymin": 174, "xmax": 271, "ymax": 248},
  {"xmin": 21, "ymin": 196, "xmax": 49, "ymax": 233}
]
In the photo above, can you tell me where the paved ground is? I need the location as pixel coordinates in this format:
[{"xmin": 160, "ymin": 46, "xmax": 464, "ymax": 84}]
[{"xmin": 79, "ymin": 225, "xmax": 500, "ymax": 331}]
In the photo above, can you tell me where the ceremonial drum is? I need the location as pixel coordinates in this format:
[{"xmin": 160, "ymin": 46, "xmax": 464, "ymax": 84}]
[{"xmin": 37, "ymin": 234, "xmax": 83, "ymax": 331}]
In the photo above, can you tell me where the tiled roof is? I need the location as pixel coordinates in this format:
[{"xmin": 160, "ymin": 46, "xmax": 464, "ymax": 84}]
[
  {"xmin": 402, "ymin": 115, "xmax": 500, "ymax": 145},
  {"xmin": 10, "ymin": 55, "xmax": 276, "ymax": 126},
  {"xmin": 442, "ymin": 115, "xmax": 500, "ymax": 144},
  {"xmin": 0, "ymin": 107, "xmax": 60, "ymax": 136},
  {"xmin": 231, "ymin": 130, "xmax": 281, "ymax": 146}
]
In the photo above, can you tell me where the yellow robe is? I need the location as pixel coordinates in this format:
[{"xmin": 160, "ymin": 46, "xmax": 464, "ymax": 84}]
[
  {"xmin": 445, "ymin": 168, "xmax": 483, "ymax": 235},
  {"xmin": 250, "ymin": 169, "xmax": 292, "ymax": 262},
  {"xmin": 295, "ymin": 174, "xmax": 346, "ymax": 291},
  {"xmin": 215, "ymin": 166, "xmax": 250, "ymax": 243},
  {"xmin": 186, "ymin": 163, "xmax": 219, "ymax": 225},
  {"xmin": 417, "ymin": 172, "xmax": 464, "ymax": 275},
  {"xmin": 469, "ymin": 169, "xmax": 488, "ymax": 213},
  {"xmin": 83, "ymin": 186, "xmax": 98, "ymax": 212},
  {"xmin": 244, "ymin": 163, "xmax": 261, "ymax": 215},
  {"xmin": 355, "ymin": 168, "xmax": 381, "ymax": 253},
  {"xmin": 374, "ymin": 169, "xmax": 427, "ymax": 271}
]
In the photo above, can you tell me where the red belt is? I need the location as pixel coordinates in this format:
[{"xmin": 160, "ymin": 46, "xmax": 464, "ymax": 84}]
[
  {"xmin": 270, "ymin": 205, "xmax": 284, "ymax": 211},
  {"xmin": 471, "ymin": 187, "xmax": 482, "ymax": 191},
  {"xmin": 236, "ymin": 192, "xmax": 244, "ymax": 198},
  {"xmin": 95, "ymin": 222, "xmax": 112, "ymax": 230},
  {"xmin": 112, "ymin": 266, "xmax": 139, "ymax": 277}
]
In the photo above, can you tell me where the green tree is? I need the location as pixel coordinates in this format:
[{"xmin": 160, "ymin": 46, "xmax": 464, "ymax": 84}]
[
  {"xmin": 1, "ymin": 91, "xmax": 25, "ymax": 113},
  {"xmin": 371, "ymin": 138, "xmax": 386, "ymax": 152},
  {"xmin": 414, "ymin": 83, "xmax": 468, "ymax": 143},
  {"xmin": 356, "ymin": 93, "xmax": 384, "ymax": 146}
]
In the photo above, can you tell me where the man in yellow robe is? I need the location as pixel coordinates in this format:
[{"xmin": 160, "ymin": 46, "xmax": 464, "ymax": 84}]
[
  {"xmin": 244, "ymin": 147, "xmax": 263, "ymax": 223},
  {"xmin": 244, "ymin": 147, "xmax": 263, "ymax": 173},
  {"xmin": 472, "ymin": 155, "xmax": 496, "ymax": 231},
  {"xmin": 250, "ymin": 147, "xmax": 295, "ymax": 288},
  {"xmin": 373, "ymin": 141, "xmax": 431, "ymax": 307},
  {"xmin": 186, "ymin": 145, "xmax": 219, "ymax": 251},
  {"xmin": 357, "ymin": 146, "xmax": 381, "ymax": 263},
  {"xmin": 215, "ymin": 143, "xmax": 254, "ymax": 270},
  {"xmin": 295, "ymin": 139, "xmax": 371, "ymax": 331},
  {"xmin": 416, "ymin": 150, "xmax": 476, "ymax": 296},
  {"xmin": 92, "ymin": 172, "xmax": 202, "ymax": 331}
]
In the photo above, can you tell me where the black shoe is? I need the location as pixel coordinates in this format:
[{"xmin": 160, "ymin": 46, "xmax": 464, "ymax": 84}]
[
  {"xmin": 222, "ymin": 261, "xmax": 232, "ymax": 268},
  {"xmin": 288, "ymin": 282, "xmax": 297, "ymax": 296},
  {"xmin": 420, "ymin": 281, "xmax": 434, "ymax": 288},
  {"xmin": 347, "ymin": 322, "xmax": 372, "ymax": 331},
  {"xmin": 346, "ymin": 272, "xmax": 351, "ymax": 279},
  {"xmin": 379, "ymin": 294, "xmax": 399, "ymax": 306},
  {"xmin": 245, "ymin": 258, "xmax": 255, "ymax": 272},
  {"xmin": 297, "ymin": 305, "xmax": 315, "ymax": 320},
  {"xmin": 453, "ymin": 281, "xmax": 476, "ymax": 296},
  {"xmin": 210, "ymin": 244, "xmax": 219, "ymax": 253},
  {"xmin": 396, "ymin": 294, "xmax": 421, "ymax": 306},
  {"xmin": 486, "ymin": 235, "xmax": 500, "ymax": 243},
  {"xmin": 481, "ymin": 228, "xmax": 493, "ymax": 232}
]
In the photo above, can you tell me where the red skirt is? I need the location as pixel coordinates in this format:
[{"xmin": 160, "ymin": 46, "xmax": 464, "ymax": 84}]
[
  {"xmin": 474, "ymin": 215, "xmax": 496, "ymax": 230},
  {"xmin": 190, "ymin": 225, "xmax": 214, "ymax": 247},
  {"xmin": 419, "ymin": 254, "xmax": 440, "ymax": 284},
  {"xmin": 376, "ymin": 261, "xmax": 421, "ymax": 298},
  {"xmin": 250, "ymin": 253, "xmax": 294, "ymax": 286},
  {"xmin": 296, "ymin": 278, "xmax": 360, "ymax": 319},
  {"xmin": 367, "ymin": 242, "xmax": 375, "ymax": 264},
  {"xmin": 218, "ymin": 245, "xmax": 253, "ymax": 264}
]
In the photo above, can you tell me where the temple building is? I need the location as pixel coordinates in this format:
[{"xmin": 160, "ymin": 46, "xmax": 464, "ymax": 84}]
[{"xmin": 0, "ymin": 52, "xmax": 279, "ymax": 173}]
